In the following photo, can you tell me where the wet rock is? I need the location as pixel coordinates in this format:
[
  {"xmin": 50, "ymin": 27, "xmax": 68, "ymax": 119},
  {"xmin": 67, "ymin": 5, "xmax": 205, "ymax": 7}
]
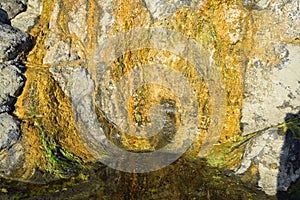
[
  {"xmin": 0, "ymin": 0, "xmax": 27, "ymax": 19},
  {"xmin": 241, "ymin": 44, "xmax": 300, "ymax": 135},
  {"xmin": 12, "ymin": 0, "xmax": 300, "ymax": 194},
  {"xmin": 0, "ymin": 8, "xmax": 10, "ymax": 24},
  {"xmin": 0, "ymin": 62, "xmax": 25, "ymax": 113},
  {"xmin": 0, "ymin": 113, "xmax": 21, "ymax": 151},
  {"xmin": 0, "ymin": 23, "xmax": 32, "ymax": 61},
  {"xmin": 235, "ymin": 128, "xmax": 300, "ymax": 195},
  {"xmin": 11, "ymin": 0, "xmax": 42, "ymax": 32}
]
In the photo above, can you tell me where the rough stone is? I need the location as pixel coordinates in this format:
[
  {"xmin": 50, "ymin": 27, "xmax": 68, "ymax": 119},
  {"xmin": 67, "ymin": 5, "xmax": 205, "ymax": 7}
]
[
  {"xmin": 0, "ymin": 62, "xmax": 25, "ymax": 113},
  {"xmin": 241, "ymin": 0, "xmax": 300, "ymax": 136},
  {"xmin": 9, "ymin": 0, "xmax": 300, "ymax": 195},
  {"xmin": 277, "ymin": 129, "xmax": 300, "ymax": 192},
  {"xmin": 241, "ymin": 44, "xmax": 300, "ymax": 135},
  {"xmin": 41, "ymin": 2, "xmax": 87, "ymax": 64},
  {"xmin": 242, "ymin": 0, "xmax": 271, "ymax": 10},
  {"xmin": 0, "ymin": 113, "xmax": 21, "ymax": 151},
  {"xmin": 0, "ymin": 143, "xmax": 24, "ymax": 177},
  {"xmin": 0, "ymin": 23, "xmax": 32, "ymax": 61},
  {"xmin": 11, "ymin": 0, "xmax": 42, "ymax": 32},
  {"xmin": 143, "ymin": 0, "xmax": 200, "ymax": 20},
  {"xmin": 49, "ymin": 66, "xmax": 91, "ymax": 98},
  {"xmin": 235, "ymin": 128, "xmax": 300, "ymax": 195},
  {"xmin": 0, "ymin": 0, "xmax": 27, "ymax": 19}
]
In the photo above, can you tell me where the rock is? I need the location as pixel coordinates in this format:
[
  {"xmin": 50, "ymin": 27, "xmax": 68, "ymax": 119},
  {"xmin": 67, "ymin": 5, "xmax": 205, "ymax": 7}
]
[
  {"xmin": 242, "ymin": 0, "xmax": 270, "ymax": 10},
  {"xmin": 0, "ymin": 23, "xmax": 32, "ymax": 61},
  {"xmin": 235, "ymin": 128, "xmax": 300, "ymax": 195},
  {"xmin": 0, "ymin": 8, "xmax": 10, "ymax": 24},
  {"xmin": 0, "ymin": 143, "xmax": 24, "ymax": 177},
  {"xmin": 43, "ymin": 33, "xmax": 83, "ymax": 65},
  {"xmin": 241, "ymin": 44, "xmax": 300, "ymax": 135},
  {"xmin": 10, "ymin": 0, "xmax": 300, "ymax": 194},
  {"xmin": 241, "ymin": 0, "xmax": 300, "ymax": 135},
  {"xmin": 277, "ymin": 129, "xmax": 300, "ymax": 192},
  {"xmin": 0, "ymin": 113, "xmax": 21, "ymax": 151},
  {"xmin": 0, "ymin": 0, "xmax": 27, "ymax": 19},
  {"xmin": 49, "ymin": 66, "xmax": 92, "ymax": 99},
  {"xmin": 11, "ymin": 0, "xmax": 42, "ymax": 32},
  {"xmin": 42, "ymin": 1, "xmax": 97, "ymax": 64},
  {"xmin": 143, "ymin": 0, "xmax": 199, "ymax": 20},
  {"xmin": 0, "ymin": 62, "xmax": 25, "ymax": 113}
]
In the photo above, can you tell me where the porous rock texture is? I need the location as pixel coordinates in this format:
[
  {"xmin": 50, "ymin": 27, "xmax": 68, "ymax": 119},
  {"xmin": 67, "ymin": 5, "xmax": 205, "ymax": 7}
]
[
  {"xmin": 1, "ymin": 0, "xmax": 299, "ymax": 197},
  {"xmin": 237, "ymin": 0, "xmax": 300, "ymax": 195},
  {"xmin": 0, "ymin": 62, "xmax": 25, "ymax": 113},
  {"xmin": 0, "ymin": 0, "xmax": 27, "ymax": 19},
  {"xmin": 0, "ymin": 113, "xmax": 21, "ymax": 151},
  {"xmin": 0, "ymin": 23, "xmax": 32, "ymax": 61},
  {"xmin": 12, "ymin": 0, "xmax": 42, "ymax": 32},
  {"xmin": 0, "ymin": 0, "xmax": 32, "ymax": 179}
]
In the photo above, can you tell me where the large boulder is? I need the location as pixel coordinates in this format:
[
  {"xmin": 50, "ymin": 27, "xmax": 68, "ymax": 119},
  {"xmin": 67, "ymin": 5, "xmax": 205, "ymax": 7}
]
[
  {"xmin": 0, "ymin": 113, "xmax": 20, "ymax": 151},
  {"xmin": 0, "ymin": 62, "xmax": 25, "ymax": 113},
  {"xmin": 0, "ymin": 23, "xmax": 32, "ymax": 61}
]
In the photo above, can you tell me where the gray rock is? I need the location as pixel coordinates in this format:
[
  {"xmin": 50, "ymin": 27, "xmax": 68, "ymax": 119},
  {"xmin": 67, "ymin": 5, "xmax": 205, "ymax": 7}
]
[
  {"xmin": 235, "ymin": 128, "xmax": 300, "ymax": 195},
  {"xmin": 0, "ymin": 0, "xmax": 27, "ymax": 19},
  {"xmin": 241, "ymin": 44, "xmax": 300, "ymax": 135},
  {"xmin": 244, "ymin": 0, "xmax": 300, "ymax": 39},
  {"xmin": 0, "ymin": 143, "xmax": 24, "ymax": 177},
  {"xmin": 0, "ymin": 62, "xmax": 25, "ymax": 113},
  {"xmin": 11, "ymin": 0, "xmax": 42, "ymax": 32},
  {"xmin": 43, "ymin": 1, "xmax": 97, "ymax": 64},
  {"xmin": 43, "ymin": 34, "xmax": 82, "ymax": 65},
  {"xmin": 0, "ymin": 23, "xmax": 32, "ymax": 61},
  {"xmin": 242, "ymin": 0, "xmax": 270, "ymax": 10},
  {"xmin": 144, "ymin": 0, "xmax": 199, "ymax": 20},
  {"xmin": 0, "ymin": 8, "xmax": 10, "ymax": 24},
  {"xmin": 0, "ymin": 113, "xmax": 20, "ymax": 151}
]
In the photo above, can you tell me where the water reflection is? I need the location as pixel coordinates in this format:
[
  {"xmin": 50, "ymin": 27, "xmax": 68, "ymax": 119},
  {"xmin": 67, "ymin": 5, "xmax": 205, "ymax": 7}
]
[{"xmin": 0, "ymin": 157, "xmax": 273, "ymax": 199}]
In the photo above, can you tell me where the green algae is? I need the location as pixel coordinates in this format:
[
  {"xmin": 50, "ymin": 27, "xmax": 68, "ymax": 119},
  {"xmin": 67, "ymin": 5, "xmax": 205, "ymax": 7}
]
[
  {"xmin": 0, "ymin": 157, "xmax": 273, "ymax": 199},
  {"xmin": 33, "ymin": 120, "xmax": 86, "ymax": 179}
]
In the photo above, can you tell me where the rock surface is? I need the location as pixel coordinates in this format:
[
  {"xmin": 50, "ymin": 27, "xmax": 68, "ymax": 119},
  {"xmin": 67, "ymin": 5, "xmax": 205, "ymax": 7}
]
[
  {"xmin": 0, "ymin": 23, "xmax": 32, "ymax": 61},
  {"xmin": 12, "ymin": 0, "xmax": 42, "ymax": 32},
  {"xmin": 236, "ymin": 128, "xmax": 300, "ymax": 195},
  {"xmin": 237, "ymin": 0, "xmax": 300, "ymax": 195},
  {"xmin": 4, "ymin": 0, "xmax": 300, "ymax": 197},
  {"xmin": 144, "ymin": 0, "xmax": 199, "ymax": 20},
  {"xmin": 0, "ymin": 0, "xmax": 27, "ymax": 19},
  {"xmin": 0, "ymin": 0, "xmax": 31, "ymax": 179},
  {"xmin": 0, "ymin": 62, "xmax": 25, "ymax": 113},
  {"xmin": 0, "ymin": 113, "xmax": 21, "ymax": 151},
  {"xmin": 241, "ymin": 44, "xmax": 300, "ymax": 135},
  {"xmin": 0, "ymin": 143, "xmax": 24, "ymax": 177}
]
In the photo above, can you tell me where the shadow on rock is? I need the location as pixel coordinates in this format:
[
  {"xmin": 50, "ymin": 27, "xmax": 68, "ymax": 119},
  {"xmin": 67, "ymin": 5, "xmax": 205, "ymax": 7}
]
[
  {"xmin": 0, "ymin": 8, "xmax": 10, "ymax": 25},
  {"xmin": 277, "ymin": 111, "xmax": 300, "ymax": 200}
]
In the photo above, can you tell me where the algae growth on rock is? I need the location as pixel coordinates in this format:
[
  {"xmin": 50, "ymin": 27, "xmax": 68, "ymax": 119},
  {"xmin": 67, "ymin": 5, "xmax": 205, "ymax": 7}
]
[{"xmin": 0, "ymin": 0, "xmax": 299, "ymax": 198}]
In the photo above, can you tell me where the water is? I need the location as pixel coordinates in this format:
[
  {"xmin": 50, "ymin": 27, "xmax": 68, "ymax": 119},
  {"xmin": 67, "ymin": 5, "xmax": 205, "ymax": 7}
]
[{"xmin": 0, "ymin": 157, "xmax": 274, "ymax": 199}]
